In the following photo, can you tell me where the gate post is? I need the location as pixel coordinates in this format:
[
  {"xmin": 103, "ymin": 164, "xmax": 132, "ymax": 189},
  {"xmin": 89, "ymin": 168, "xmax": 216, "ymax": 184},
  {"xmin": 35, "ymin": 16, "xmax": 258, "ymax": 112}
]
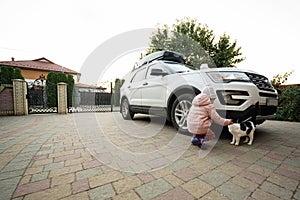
[
  {"xmin": 13, "ymin": 79, "xmax": 28, "ymax": 115},
  {"xmin": 57, "ymin": 82, "xmax": 67, "ymax": 114}
]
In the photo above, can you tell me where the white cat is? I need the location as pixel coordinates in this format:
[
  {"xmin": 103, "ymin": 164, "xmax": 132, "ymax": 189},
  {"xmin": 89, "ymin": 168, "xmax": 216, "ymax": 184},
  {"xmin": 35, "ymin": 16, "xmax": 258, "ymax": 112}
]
[{"xmin": 228, "ymin": 121, "xmax": 255, "ymax": 146}]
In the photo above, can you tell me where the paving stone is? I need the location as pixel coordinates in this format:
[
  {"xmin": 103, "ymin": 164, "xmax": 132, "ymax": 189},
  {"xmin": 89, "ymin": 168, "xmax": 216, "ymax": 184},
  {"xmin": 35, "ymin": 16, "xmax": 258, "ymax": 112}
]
[
  {"xmin": 217, "ymin": 162, "xmax": 243, "ymax": 177},
  {"xmin": 199, "ymin": 169, "xmax": 231, "ymax": 187},
  {"xmin": 10, "ymin": 152, "xmax": 36, "ymax": 163},
  {"xmin": 61, "ymin": 191, "xmax": 89, "ymax": 200},
  {"xmin": 152, "ymin": 186, "xmax": 194, "ymax": 200},
  {"xmin": 82, "ymin": 159, "xmax": 103, "ymax": 169},
  {"xmin": 72, "ymin": 178, "xmax": 89, "ymax": 194},
  {"xmin": 49, "ymin": 164, "xmax": 82, "ymax": 177},
  {"xmin": 174, "ymin": 167, "xmax": 199, "ymax": 182},
  {"xmin": 163, "ymin": 174, "xmax": 184, "ymax": 187},
  {"xmin": 168, "ymin": 159, "xmax": 192, "ymax": 171},
  {"xmin": 226, "ymin": 148, "xmax": 246, "ymax": 156},
  {"xmin": 275, "ymin": 166, "xmax": 300, "ymax": 180},
  {"xmin": 13, "ymin": 179, "xmax": 50, "ymax": 198},
  {"xmin": 31, "ymin": 171, "xmax": 49, "ymax": 182},
  {"xmin": 201, "ymin": 190, "xmax": 230, "ymax": 200},
  {"xmin": 294, "ymin": 189, "xmax": 300, "ymax": 200},
  {"xmin": 231, "ymin": 175, "xmax": 259, "ymax": 191},
  {"xmin": 89, "ymin": 170, "xmax": 123, "ymax": 188},
  {"xmin": 230, "ymin": 158, "xmax": 252, "ymax": 168},
  {"xmin": 49, "ymin": 150, "xmax": 75, "ymax": 159},
  {"xmin": 75, "ymin": 167, "xmax": 102, "ymax": 180},
  {"xmin": 44, "ymin": 161, "xmax": 64, "ymax": 171},
  {"xmin": 36, "ymin": 149, "xmax": 53, "ymax": 156},
  {"xmin": 267, "ymin": 173, "xmax": 299, "ymax": 191},
  {"xmin": 19, "ymin": 175, "xmax": 31, "ymax": 185},
  {"xmin": 267, "ymin": 152, "xmax": 287, "ymax": 161},
  {"xmin": 0, "ymin": 176, "xmax": 22, "ymax": 200},
  {"xmin": 1, "ymin": 113, "xmax": 300, "ymax": 200},
  {"xmin": 189, "ymin": 160, "xmax": 216, "ymax": 174},
  {"xmin": 255, "ymin": 159, "xmax": 279, "ymax": 169},
  {"xmin": 113, "ymin": 176, "xmax": 142, "ymax": 194},
  {"xmin": 135, "ymin": 178, "xmax": 173, "ymax": 200},
  {"xmin": 51, "ymin": 173, "xmax": 75, "ymax": 187},
  {"xmin": 24, "ymin": 166, "xmax": 43, "ymax": 175},
  {"xmin": 207, "ymin": 155, "xmax": 231, "ymax": 166},
  {"xmin": 283, "ymin": 158, "xmax": 300, "ymax": 168},
  {"xmin": 150, "ymin": 167, "xmax": 173, "ymax": 178},
  {"xmin": 239, "ymin": 170, "xmax": 267, "ymax": 184},
  {"xmin": 33, "ymin": 155, "xmax": 48, "ymax": 161},
  {"xmin": 0, "ymin": 169, "xmax": 24, "ymax": 181},
  {"xmin": 251, "ymin": 189, "xmax": 281, "ymax": 200},
  {"xmin": 88, "ymin": 183, "xmax": 115, "ymax": 200},
  {"xmin": 181, "ymin": 178, "xmax": 213, "ymax": 198},
  {"xmin": 2, "ymin": 159, "xmax": 31, "ymax": 172},
  {"xmin": 54, "ymin": 153, "xmax": 81, "ymax": 162},
  {"xmin": 260, "ymin": 181, "xmax": 293, "ymax": 199},
  {"xmin": 113, "ymin": 190, "xmax": 141, "ymax": 200},
  {"xmin": 247, "ymin": 164, "xmax": 273, "ymax": 176},
  {"xmin": 216, "ymin": 181, "xmax": 251, "ymax": 200},
  {"xmin": 136, "ymin": 172, "xmax": 155, "ymax": 183},
  {"xmin": 23, "ymin": 184, "xmax": 72, "ymax": 200},
  {"xmin": 32, "ymin": 158, "xmax": 53, "ymax": 167}
]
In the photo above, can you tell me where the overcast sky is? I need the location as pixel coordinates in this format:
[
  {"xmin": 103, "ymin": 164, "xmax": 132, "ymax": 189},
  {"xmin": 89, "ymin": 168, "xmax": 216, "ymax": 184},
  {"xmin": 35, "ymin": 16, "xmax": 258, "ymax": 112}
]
[{"xmin": 1, "ymin": 0, "xmax": 299, "ymax": 84}]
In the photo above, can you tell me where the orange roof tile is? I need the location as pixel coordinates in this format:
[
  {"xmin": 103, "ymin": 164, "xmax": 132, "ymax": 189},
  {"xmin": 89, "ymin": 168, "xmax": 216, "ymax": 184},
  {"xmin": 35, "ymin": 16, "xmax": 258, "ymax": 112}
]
[{"xmin": 0, "ymin": 57, "xmax": 80, "ymax": 75}]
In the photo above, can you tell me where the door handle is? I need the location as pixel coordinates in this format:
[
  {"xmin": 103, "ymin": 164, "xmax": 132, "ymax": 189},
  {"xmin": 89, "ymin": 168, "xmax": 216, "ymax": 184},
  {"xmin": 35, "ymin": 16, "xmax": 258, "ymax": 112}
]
[
  {"xmin": 127, "ymin": 86, "xmax": 131, "ymax": 89},
  {"xmin": 143, "ymin": 82, "xmax": 148, "ymax": 86}
]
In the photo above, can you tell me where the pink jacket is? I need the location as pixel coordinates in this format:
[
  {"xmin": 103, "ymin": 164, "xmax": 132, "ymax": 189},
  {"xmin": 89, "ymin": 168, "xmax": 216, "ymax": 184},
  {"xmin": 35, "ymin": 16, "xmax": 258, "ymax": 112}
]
[{"xmin": 187, "ymin": 93, "xmax": 231, "ymax": 134}]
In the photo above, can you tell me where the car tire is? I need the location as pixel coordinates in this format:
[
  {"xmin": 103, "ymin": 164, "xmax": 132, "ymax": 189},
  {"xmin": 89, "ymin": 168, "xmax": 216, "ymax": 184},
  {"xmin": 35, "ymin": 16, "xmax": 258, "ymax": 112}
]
[
  {"xmin": 170, "ymin": 93, "xmax": 194, "ymax": 134},
  {"xmin": 121, "ymin": 98, "xmax": 134, "ymax": 120}
]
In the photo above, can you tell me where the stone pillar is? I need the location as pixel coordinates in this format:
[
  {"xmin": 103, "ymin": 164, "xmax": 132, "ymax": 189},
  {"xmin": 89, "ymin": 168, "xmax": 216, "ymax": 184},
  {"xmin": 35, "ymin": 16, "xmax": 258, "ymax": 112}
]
[
  {"xmin": 13, "ymin": 79, "xmax": 28, "ymax": 115},
  {"xmin": 57, "ymin": 82, "xmax": 68, "ymax": 114}
]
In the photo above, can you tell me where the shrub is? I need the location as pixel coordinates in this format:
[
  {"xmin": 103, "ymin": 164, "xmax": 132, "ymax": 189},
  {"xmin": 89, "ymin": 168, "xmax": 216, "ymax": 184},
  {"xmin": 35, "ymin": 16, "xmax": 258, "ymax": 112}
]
[
  {"xmin": 276, "ymin": 86, "xmax": 300, "ymax": 122},
  {"xmin": 46, "ymin": 72, "xmax": 74, "ymax": 107},
  {"xmin": 0, "ymin": 66, "xmax": 24, "ymax": 84}
]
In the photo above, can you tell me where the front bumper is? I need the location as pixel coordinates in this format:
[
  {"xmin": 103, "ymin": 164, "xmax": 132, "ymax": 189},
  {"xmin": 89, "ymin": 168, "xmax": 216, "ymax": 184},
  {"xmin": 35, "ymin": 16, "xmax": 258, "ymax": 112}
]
[{"xmin": 217, "ymin": 104, "xmax": 277, "ymax": 123}]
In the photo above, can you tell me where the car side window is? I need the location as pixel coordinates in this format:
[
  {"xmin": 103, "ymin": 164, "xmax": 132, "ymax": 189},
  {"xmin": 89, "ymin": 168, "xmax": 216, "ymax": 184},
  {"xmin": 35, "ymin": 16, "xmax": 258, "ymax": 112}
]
[
  {"xmin": 146, "ymin": 64, "xmax": 169, "ymax": 79},
  {"xmin": 131, "ymin": 68, "xmax": 146, "ymax": 83}
]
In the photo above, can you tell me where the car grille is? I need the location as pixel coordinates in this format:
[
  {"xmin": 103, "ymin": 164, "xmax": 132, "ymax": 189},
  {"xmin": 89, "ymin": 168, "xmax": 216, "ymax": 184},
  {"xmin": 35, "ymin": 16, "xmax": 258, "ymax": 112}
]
[{"xmin": 246, "ymin": 73, "xmax": 275, "ymax": 92}]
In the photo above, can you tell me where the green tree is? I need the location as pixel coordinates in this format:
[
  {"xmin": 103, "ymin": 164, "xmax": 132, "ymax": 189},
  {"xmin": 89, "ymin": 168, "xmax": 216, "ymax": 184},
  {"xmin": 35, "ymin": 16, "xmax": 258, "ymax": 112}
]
[
  {"xmin": 114, "ymin": 78, "xmax": 124, "ymax": 106},
  {"xmin": 276, "ymin": 86, "xmax": 300, "ymax": 122},
  {"xmin": 147, "ymin": 17, "xmax": 245, "ymax": 68},
  {"xmin": 212, "ymin": 34, "xmax": 244, "ymax": 67},
  {"xmin": 46, "ymin": 72, "xmax": 74, "ymax": 107},
  {"xmin": 270, "ymin": 70, "xmax": 299, "ymax": 122},
  {"xmin": 0, "ymin": 66, "xmax": 24, "ymax": 84},
  {"xmin": 66, "ymin": 74, "xmax": 75, "ymax": 107},
  {"xmin": 271, "ymin": 70, "xmax": 294, "ymax": 90}
]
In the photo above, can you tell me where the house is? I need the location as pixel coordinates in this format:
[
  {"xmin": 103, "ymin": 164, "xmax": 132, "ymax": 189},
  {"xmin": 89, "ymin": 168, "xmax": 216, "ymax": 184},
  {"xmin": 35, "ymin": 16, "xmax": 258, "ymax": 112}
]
[{"xmin": 0, "ymin": 57, "xmax": 81, "ymax": 84}]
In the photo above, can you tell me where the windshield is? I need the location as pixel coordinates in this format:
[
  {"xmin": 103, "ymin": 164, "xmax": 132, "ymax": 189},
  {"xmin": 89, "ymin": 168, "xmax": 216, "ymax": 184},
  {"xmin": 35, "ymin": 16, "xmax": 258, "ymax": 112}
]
[{"xmin": 163, "ymin": 61, "xmax": 194, "ymax": 74}]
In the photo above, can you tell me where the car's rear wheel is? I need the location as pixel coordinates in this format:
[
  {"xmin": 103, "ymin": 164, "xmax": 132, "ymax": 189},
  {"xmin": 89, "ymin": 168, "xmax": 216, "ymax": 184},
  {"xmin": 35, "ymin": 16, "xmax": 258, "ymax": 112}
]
[
  {"xmin": 121, "ymin": 98, "xmax": 134, "ymax": 120},
  {"xmin": 170, "ymin": 93, "xmax": 194, "ymax": 134}
]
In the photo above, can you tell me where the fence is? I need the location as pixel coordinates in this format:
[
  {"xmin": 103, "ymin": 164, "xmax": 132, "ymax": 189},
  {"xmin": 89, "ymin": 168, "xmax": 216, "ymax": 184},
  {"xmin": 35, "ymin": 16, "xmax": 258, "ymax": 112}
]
[{"xmin": 0, "ymin": 80, "xmax": 116, "ymax": 116}]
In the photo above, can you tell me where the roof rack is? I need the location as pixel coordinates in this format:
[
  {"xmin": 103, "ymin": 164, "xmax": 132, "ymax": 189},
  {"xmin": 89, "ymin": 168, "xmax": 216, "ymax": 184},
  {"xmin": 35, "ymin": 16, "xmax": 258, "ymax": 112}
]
[{"xmin": 134, "ymin": 51, "xmax": 186, "ymax": 70}]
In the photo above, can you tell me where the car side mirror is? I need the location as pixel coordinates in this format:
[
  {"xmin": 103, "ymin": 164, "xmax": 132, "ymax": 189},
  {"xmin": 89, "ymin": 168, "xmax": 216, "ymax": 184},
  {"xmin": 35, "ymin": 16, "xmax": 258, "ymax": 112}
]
[{"xmin": 150, "ymin": 68, "xmax": 168, "ymax": 76}]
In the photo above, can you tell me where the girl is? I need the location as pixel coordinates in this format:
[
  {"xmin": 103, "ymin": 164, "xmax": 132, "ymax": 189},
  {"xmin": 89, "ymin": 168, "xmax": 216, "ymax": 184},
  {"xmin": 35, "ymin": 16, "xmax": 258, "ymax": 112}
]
[{"xmin": 187, "ymin": 85, "xmax": 233, "ymax": 149}]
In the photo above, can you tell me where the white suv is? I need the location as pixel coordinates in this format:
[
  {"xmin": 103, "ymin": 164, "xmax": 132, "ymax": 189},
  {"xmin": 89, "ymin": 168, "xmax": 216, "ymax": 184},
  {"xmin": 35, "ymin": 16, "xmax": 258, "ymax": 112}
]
[{"xmin": 120, "ymin": 51, "xmax": 278, "ymax": 134}]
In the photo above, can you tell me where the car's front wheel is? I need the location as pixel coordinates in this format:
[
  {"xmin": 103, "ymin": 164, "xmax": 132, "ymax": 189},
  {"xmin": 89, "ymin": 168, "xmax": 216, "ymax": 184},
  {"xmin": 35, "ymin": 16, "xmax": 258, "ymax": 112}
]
[
  {"xmin": 170, "ymin": 93, "xmax": 194, "ymax": 134},
  {"xmin": 121, "ymin": 98, "xmax": 134, "ymax": 120}
]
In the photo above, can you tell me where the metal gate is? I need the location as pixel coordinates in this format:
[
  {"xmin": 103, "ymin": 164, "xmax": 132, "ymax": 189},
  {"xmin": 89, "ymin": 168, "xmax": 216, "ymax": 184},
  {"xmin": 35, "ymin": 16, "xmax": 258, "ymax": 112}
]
[
  {"xmin": 27, "ymin": 78, "xmax": 57, "ymax": 114},
  {"xmin": 68, "ymin": 91, "xmax": 113, "ymax": 113}
]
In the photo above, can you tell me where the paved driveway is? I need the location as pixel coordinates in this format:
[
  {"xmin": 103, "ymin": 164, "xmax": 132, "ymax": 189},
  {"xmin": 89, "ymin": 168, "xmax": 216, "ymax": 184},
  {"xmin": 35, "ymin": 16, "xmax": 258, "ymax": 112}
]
[{"xmin": 0, "ymin": 113, "xmax": 299, "ymax": 200}]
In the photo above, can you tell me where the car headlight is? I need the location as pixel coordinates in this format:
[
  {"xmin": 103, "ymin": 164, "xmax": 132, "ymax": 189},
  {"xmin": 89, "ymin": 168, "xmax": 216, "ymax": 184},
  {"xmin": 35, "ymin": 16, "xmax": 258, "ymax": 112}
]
[
  {"xmin": 216, "ymin": 90, "xmax": 249, "ymax": 105},
  {"xmin": 207, "ymin": 72, "xmax": 250, "ymax": 83}
]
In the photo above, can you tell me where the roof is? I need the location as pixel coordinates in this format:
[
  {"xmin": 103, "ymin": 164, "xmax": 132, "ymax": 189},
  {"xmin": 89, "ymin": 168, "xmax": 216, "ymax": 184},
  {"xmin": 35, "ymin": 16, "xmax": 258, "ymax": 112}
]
[
  {"xmin": 0, "ymin": 57, "xmax": 80, "ymax": 75},
  {"xmin": 75, "ymin": 83, "xmax": 106, "ymax": 90}
]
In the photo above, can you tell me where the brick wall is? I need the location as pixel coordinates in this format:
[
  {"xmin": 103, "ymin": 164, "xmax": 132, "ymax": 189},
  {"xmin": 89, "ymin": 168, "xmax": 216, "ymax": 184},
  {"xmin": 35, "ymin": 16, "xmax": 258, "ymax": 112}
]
[{"xmin": 0, "ymin": 84, "xmax": 14, "ymax": 115}]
